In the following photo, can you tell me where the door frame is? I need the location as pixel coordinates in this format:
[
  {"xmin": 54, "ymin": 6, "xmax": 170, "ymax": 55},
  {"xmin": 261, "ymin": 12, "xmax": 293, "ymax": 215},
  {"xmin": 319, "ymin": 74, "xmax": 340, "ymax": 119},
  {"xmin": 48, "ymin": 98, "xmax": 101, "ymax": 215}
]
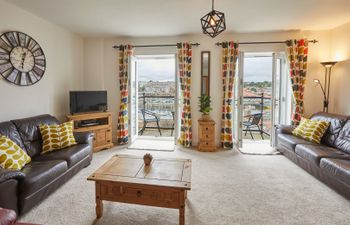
[
  {"xmin": 129, "ymin": 54, "xmax": 178, "ymax": 143},
  {"xmin": 128, "ymin": 55, "xmax": 138, "ymax": 144},
  {"xmin": 233, "ymin": 51, "xmax": 244, "ymax": 149},
  {"xmin": 234, "ymin": 51, "xmax": 290, "ymax": 149}
]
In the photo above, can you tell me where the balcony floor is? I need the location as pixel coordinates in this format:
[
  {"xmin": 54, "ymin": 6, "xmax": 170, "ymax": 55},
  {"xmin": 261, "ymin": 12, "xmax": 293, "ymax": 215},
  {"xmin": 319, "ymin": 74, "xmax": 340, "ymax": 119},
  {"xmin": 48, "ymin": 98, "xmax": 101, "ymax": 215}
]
[{"xmin": 138, "ymin": 128, "xmax": 174, "ymax": 137}]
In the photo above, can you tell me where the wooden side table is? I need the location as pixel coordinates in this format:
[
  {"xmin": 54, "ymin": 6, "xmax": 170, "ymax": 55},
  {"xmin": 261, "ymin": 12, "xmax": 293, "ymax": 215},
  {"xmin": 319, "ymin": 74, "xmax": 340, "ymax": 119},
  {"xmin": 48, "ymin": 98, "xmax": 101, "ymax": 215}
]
[{"xmin": 198, "ymin": 119, "xmax": 216, "ymax": 151}]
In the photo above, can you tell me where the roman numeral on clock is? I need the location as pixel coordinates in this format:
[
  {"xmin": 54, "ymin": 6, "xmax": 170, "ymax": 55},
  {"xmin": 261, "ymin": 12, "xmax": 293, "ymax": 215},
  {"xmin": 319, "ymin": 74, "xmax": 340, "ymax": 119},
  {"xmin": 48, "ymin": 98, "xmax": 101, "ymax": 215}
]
[{"xmin": 33, "ymin": 66, "xmax": 45, "ymax": 77}]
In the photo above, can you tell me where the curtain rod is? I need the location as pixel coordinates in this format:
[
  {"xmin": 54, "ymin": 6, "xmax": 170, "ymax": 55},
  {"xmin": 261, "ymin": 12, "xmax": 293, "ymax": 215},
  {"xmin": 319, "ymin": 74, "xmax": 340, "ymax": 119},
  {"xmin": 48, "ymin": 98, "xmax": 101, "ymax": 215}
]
[
  {"xmin": 215, "ymin": 39, "xmax": 318, "ymax": 46},
  {"xmin": 112, "ymin": 43, "xmax": 200, "ymax": 49}
]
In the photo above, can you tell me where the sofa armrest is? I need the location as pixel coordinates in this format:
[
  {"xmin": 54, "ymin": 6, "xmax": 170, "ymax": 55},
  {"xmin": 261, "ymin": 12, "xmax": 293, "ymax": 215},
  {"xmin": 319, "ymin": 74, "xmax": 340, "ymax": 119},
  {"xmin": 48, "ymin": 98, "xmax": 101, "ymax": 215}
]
[
  {"xmin": 0, "ymin": 169, "xmax": 25, "ymax": 184},
  {"xmin": 276, "ymin": 125, "xmax": 295, "ymax": 135},
  {"xmin": 0, "ymin": 207, "xmax": 17, "ymax": 225},
  {"xmin": 74, "ymin": 132, "xmax": 94, "ymax": 145}
]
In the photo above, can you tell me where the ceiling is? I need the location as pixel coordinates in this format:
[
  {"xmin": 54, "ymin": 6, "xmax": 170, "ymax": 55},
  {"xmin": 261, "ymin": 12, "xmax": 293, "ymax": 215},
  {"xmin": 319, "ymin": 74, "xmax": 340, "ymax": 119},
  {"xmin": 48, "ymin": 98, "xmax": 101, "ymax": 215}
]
[{"xmin": 5, "ymin": 0, "xmax": 350, "ymax": 37}]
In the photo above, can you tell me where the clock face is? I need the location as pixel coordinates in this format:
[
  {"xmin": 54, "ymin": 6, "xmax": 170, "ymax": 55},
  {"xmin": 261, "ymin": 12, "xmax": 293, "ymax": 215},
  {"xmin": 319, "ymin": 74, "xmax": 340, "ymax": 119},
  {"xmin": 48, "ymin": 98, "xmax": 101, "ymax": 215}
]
[{"xmin": 0, "ymin": 31, "xmax": 46, "ymax": 86}]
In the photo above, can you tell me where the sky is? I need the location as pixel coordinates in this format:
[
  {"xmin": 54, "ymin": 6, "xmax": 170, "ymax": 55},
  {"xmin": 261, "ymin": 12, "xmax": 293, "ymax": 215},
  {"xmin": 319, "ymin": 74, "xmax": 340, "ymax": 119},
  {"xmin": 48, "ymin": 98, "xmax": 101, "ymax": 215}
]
[
  {"xmin": 137, "ymin": 56, "xmax": 273, "ymax": 82},
  {"xmin": 244, "ymin": 57, "xmax": 273, "ymax": 82},
  {"xmin": 137, "ymin": 58, "xmax": 175, "ymax": 82}
]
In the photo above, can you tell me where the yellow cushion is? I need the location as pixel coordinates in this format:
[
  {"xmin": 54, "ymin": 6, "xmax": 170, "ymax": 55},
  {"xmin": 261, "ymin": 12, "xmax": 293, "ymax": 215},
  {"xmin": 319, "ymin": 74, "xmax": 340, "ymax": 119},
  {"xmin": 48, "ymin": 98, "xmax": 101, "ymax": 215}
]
[
  {"xmin": 39, "ymin": 121, "xmax": 77, "ymax": 154},
  {"xmin": 292, "ymin": 118, "xmax": 330, "ymax": 144},
  {"xmin": 0, "ymin": 136, "xmax": 31, "ymax": 170}
]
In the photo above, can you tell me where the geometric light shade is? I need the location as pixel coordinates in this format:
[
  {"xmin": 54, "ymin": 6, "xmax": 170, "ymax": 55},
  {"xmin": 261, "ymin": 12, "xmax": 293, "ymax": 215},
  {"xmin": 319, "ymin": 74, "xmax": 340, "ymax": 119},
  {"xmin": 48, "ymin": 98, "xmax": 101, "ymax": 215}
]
[{"xmin": 200, "ymin": 0, "xmax": 226, "ymax": 38}]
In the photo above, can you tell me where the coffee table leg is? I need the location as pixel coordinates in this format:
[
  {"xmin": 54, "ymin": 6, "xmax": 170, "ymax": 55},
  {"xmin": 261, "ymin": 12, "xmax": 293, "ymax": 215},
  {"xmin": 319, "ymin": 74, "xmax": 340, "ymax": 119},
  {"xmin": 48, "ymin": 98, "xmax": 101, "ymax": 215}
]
[
  {"xmin": 179, "ymin": 205, "xmax": 185, "ymax": 225},
  {"xmin": 179, "ymin": 190, "xmax": 185, "ymax": 225},
  {"xmin": 96, "ymin": 197, "xmax": 103, "ymax": 218},
  {"xmin": 95, "ymin": 182, "xmax": 103, "ymax": 218}
]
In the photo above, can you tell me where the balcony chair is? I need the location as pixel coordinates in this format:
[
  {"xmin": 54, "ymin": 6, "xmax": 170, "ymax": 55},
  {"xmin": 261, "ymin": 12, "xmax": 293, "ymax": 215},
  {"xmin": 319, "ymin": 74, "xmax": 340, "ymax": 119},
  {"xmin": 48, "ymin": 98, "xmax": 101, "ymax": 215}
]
[
  {"xmin": 243, "ymin": 113, "xmax": 264, "ymax": 140},
  {"xmin": 139, "ymin": 109, "xmax": 162, "ymax": 136}
]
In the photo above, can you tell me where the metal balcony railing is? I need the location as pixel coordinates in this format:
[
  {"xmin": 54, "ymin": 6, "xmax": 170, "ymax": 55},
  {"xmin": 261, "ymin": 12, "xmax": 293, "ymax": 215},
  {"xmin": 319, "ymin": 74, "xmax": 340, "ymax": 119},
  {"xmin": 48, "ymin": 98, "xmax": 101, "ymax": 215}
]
[
  {"xmin": 243, "ymin": 93, "xmax": 272, "ymax": 139},
  {"xmin": 138, "ymin": 93, "xmax": 175, "ymax": 136}
]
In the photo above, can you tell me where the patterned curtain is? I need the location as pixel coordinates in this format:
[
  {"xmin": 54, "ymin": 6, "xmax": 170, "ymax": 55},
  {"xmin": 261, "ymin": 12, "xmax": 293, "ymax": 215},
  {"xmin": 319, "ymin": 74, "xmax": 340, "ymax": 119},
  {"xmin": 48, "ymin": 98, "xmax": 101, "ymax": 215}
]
[
  {"xmin": 286, "ymin": 39, "xmax": 308, "ymax": 125},
  {"xmin": 177, "ymin": 42, "xmax": 193, "ymax": 147},
  {"xmin": 116, "ymin": 45, "xmax": 134, "ymax": 144},
  {"xmin": 221, "ymin": 41, "xmax": 239, "ymax": 149}
]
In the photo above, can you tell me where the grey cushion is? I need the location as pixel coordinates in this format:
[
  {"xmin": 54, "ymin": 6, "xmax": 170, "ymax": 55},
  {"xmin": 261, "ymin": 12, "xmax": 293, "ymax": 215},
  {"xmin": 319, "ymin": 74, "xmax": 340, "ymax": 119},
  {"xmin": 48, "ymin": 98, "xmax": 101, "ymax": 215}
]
[
  {"xmin": 320, "ymin": 158, "xmax": 350, "ymax": 186},
  {"xmin": 0, "ymin": 121, "xmax": 26, "ymax": 151},
  {"xmin": 295, "ymin": 144, "xmax": 349, "ymax": 166},
  {"xmin": 11, "ymin": 115, "xmax": 59, "ymax": 157},
  {"xmin": 334, "ymin": 120, "xmax": 350, "ymax": 154},
  {"xmin": 311, "ymin": 112, "xmax": 349, "ymax": 147},
  {"xmin": 277, "ymin": 134, "xmax": 315, "ymax": 152},
  {"xmin": 34, "ymin": 144, "xmax": 91, "ymax": 168}
]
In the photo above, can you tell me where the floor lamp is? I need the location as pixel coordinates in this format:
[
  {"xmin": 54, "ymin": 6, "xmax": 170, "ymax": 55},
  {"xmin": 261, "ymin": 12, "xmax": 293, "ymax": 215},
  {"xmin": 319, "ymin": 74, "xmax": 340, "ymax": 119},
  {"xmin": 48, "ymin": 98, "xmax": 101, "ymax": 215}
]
[{"xmin": 313, "ymin": 61, "xmax": 338, "ymax": 112}]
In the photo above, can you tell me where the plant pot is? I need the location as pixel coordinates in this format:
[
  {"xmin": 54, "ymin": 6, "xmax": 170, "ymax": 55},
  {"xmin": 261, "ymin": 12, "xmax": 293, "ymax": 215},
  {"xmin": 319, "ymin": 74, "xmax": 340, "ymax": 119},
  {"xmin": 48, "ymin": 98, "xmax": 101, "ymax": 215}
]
[{"xmin": 201, "ymin": 114, "xmax": 211, "ymax": 121}]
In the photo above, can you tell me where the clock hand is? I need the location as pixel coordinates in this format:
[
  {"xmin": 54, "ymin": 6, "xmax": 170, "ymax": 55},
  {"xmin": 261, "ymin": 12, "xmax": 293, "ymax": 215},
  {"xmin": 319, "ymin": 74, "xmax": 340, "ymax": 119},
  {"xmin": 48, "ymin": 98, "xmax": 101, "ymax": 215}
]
[{"xmin": 20, "ymin": 52, "xmax": 27, "ymax": 69}]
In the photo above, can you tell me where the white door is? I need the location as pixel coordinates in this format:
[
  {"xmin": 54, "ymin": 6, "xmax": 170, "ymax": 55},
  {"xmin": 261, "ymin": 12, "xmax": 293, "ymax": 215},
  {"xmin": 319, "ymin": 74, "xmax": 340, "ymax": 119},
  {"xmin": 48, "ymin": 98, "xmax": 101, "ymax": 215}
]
[
  {"xmin": 233, "ymin": 51, "xmax": 244, "ymax": 148},
  {"xmin": 128, "ymin": 56, "xmax": 138, "ymax": 144},
  {"xmin": 174, "ymin": 54, "xmax": 180, "ymax": 145},
  {"xmin": 271, "ymin": 53, "xmax": 289, "ymax": 147}
]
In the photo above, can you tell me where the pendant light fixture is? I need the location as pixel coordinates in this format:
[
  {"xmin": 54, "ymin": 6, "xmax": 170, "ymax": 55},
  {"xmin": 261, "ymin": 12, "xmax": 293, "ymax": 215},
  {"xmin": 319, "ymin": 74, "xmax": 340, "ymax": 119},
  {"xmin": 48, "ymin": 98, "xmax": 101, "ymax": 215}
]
[{"xmin": 200, "ymin": 0, "xmax": 226, "ymax": 38}]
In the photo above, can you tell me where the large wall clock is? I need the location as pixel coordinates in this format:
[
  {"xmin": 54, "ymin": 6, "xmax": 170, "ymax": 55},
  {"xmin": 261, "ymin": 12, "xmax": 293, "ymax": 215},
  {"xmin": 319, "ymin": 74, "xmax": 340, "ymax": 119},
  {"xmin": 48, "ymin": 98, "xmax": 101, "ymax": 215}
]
[{"xmin": 0, "ymin": 31, "xmax": 46, "ymax": 86}]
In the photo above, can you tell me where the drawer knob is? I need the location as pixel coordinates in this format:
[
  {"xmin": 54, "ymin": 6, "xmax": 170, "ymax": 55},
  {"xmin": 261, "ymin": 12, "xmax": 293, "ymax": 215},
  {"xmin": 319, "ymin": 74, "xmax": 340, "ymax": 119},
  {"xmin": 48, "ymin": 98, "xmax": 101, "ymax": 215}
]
[
  {"xmin": 137, "ymin": 190, "xmax": 142, "ymax": 197},
  {"xmin": 206, "ymin": 127, "xmax": 208, "ymax": 130}
]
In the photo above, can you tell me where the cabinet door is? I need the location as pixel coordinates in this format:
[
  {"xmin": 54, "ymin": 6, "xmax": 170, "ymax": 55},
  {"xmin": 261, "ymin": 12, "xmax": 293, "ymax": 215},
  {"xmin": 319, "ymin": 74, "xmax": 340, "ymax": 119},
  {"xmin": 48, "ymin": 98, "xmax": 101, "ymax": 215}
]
[{"xmin": 94, "ymin": 130, "xmax": 106, "ymax": 147}]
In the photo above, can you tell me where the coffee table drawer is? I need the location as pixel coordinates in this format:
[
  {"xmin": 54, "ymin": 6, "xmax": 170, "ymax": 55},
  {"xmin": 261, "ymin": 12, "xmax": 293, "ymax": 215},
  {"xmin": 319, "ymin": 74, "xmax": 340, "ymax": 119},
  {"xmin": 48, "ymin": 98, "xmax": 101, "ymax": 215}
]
[{"xmin": 99, "ymin": 182, "xmax": 181, "ymax": 208}]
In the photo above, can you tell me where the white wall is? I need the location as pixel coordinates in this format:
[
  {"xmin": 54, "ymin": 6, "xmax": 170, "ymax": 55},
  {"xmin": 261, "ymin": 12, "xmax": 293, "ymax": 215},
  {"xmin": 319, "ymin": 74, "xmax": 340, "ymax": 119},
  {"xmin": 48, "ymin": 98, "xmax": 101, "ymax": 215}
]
[
  {"xmin": 0, "ymin": 0, "xmax": 84, "ymax": 121},
  {"xmin": 83, "ymin": 30, "xmax": 331, "ymax": 146},
  {"xmin": 329, "ymin": 22, "xmax": 350, "ymax": 115}
]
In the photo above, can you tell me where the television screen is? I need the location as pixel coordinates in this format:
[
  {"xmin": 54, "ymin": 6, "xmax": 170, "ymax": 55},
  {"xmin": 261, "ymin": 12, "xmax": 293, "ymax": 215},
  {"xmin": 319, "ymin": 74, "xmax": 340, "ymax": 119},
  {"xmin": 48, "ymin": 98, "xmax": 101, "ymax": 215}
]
[{"xmin": 70, "ymin": 91, "xmax": 107, "ymax": 114}]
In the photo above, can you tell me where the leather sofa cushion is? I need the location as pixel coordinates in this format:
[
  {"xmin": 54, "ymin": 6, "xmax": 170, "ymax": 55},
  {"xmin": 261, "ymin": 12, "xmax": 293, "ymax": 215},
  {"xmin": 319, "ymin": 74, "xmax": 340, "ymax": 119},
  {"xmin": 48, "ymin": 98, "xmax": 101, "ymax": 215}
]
[
  {"xmin": 0, "ymin": 121, "xmax": 25, "ymax": 151},
  {"xmin": 33, "ymin": 144, "xmax": 90, "ymax": 168},
  {"xmin": 277, "ymin": 134, "xmax": 315, "ymax": 152},
  {"xmin": 295, "ymin": 144, "xmax": 349, "ymax": 166},
  {"xmin": 334, "ymin": 120, "xmax": 350, "ymax": 154},
  {"xmin": 320, "ymin": 158, "xmax": 350, "ymax": 186},
  {"xmin": 11, "ymin": 115, "xmax": 59, "ymax": 158},
  {"xmin": 311, "ymin": 112, "xmax": 349, "ymax": 147},
  {"xmin": 19, "ymin": 160, "xmax": 67, "ymax": 198}
]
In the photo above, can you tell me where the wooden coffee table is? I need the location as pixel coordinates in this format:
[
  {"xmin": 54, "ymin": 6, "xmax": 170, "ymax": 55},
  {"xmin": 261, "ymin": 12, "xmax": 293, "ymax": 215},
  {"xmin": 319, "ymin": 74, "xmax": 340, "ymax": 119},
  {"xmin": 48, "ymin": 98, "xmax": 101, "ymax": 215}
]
[{"xmin": 87, "ymin": 155, "xmax": 191, "ymax": 225}]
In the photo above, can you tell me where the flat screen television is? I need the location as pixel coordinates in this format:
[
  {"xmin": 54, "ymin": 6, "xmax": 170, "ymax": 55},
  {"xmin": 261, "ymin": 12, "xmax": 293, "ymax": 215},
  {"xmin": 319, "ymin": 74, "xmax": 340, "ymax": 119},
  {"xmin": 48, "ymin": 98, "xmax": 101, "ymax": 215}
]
[{"xmin": 70, "ymin": 91, "xmax": 108, "ymax": 114}]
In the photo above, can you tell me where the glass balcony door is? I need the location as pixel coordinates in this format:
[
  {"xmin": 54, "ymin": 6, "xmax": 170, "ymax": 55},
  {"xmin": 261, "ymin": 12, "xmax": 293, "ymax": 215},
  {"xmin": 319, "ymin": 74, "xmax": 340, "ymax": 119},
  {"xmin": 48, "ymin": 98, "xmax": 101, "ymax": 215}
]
[
  {"xmin": 128, "ymin": 56, "xmax": 138, "ymax": 144},
  {"xmin": 234, "ymin": 52, "xmax": 290, "ymax": 150},
  {"xmin": 233, "ymin": 51, "xmax": 244, "ymax": 148}
]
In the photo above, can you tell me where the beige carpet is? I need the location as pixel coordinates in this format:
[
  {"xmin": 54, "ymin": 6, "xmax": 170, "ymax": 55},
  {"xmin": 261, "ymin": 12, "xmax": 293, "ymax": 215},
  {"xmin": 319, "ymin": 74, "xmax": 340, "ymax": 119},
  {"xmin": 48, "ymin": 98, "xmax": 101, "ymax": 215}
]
[
  {"xmin": 239, "ymin": 141, "xmax": 281, "ymax": 155},
  {"xmin": 128, "ymin": 138, "xmax": 174, "ymax": 151},
  {"xmin": 19, "ymin": 146, "xmax": 350, "ymax": 225}
]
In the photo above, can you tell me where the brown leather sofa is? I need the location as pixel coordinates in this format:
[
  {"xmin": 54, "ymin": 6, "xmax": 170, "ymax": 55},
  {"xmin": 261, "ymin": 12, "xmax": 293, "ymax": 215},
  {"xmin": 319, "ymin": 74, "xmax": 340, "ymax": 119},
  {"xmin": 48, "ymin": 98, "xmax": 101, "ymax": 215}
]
[
  {"xmin": 276, "ymin": 112, "xmax": 350, "ymax": 199},
  {"xmin": 0, "ymin": 114, "xmax": 93, "ymax": 215}
]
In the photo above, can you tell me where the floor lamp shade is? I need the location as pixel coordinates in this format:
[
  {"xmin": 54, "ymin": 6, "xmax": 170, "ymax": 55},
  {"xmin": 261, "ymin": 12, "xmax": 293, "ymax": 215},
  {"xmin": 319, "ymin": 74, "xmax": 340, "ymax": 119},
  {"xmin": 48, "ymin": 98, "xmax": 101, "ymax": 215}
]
[{"xmin": 318, "ymin": 61, "xmax": 338, "ymax": 112}]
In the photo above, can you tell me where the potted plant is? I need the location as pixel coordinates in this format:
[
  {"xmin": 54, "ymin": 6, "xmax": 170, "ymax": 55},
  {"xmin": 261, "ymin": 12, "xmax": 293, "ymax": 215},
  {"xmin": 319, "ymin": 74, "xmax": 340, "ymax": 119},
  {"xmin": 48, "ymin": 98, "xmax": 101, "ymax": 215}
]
[{"xmin": 198, "ymin": 94, "xmax": 213, "ymax": 120}]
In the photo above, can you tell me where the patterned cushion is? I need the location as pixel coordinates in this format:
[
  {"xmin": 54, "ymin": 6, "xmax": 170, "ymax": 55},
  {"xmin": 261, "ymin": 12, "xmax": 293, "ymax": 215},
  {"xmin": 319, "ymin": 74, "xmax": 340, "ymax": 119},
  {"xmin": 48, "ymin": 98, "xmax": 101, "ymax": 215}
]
[
  {"xmin": 292, "ymin": 118, "xmax": 330, "ymax": 144},
  {"xmin": 39, "ymin": 121, "xmax": 77, "ymax": 154},
  {"xmin": 0, "ymin": 136, "xmax": 31, "ymax": 170}
]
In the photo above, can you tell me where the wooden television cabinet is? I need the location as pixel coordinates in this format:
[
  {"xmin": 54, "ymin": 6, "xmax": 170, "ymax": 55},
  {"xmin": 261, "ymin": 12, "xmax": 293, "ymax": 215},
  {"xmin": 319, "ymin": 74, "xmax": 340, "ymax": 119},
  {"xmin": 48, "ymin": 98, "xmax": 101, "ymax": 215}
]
[{"xmin": 67, "ymin": 112, "xmax": 113, "ymax": 152}]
